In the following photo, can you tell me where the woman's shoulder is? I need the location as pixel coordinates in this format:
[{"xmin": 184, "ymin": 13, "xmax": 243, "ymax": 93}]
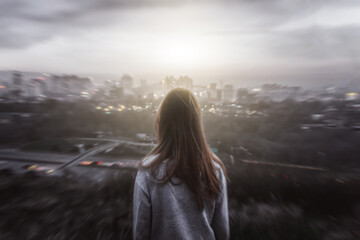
[
  {"xmin": 141, "ymin": 154, "xmax": 159, "ymax": 167},
  {"xmin": 212, "ymin": 159, "xmax": 222, "ymax": 169},
  {"xmin": 136, "ymin": 155, "xmax": 156, "ymax": 181},
  {"xmin": 212, "ymin": 158, "xmax": 226, "ymax": 180},
  {"xmin": 138, "ymin": 154, "xmax": 170, "ymax": 182}
]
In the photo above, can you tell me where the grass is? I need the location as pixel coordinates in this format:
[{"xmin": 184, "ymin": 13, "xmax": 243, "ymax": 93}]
[{"xmin": 0, "ymin": 162, "xmax": 359, "ymax": 240}]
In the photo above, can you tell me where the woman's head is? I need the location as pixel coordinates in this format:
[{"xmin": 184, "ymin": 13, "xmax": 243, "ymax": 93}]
[
  {"xmin": 155, "ymin": 88, "xmax": 202, "ymax": 149},
  {"xmin": 141, "ymin": 88, "xmax": 227, "ymax": 209}
]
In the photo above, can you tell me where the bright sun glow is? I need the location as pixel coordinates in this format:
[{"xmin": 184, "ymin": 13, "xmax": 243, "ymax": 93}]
[
  {"xmin": 153, "ymin": 35, "xmax": 218, "ymax": 69},
  {"xmin": 166, "ymin": 41, "xmax": 199, "ymax": 64}
]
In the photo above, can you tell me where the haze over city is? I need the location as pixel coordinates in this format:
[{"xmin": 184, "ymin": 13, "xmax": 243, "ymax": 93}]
[
  {"xmin": 1, "ymin": 1, "xmax": 360, "ymax": 239},
  {"xmin": 1, "ymin": 0, "xmax": 359, "ymax": 88}
]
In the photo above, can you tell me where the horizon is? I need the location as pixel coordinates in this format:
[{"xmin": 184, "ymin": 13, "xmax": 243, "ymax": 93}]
[{"xmin": 0, "ymin": 69, "xmax": 358, "ymax": 91}]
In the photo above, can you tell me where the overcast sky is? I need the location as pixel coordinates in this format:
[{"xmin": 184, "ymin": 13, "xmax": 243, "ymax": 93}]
[{"xmin": 0, "ymin": 0, "xmax": 359, "ymax": 88}]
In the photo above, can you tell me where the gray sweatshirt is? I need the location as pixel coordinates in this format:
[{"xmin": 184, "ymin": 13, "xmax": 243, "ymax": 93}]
[{"xmin": 133, "ymin": 155, "xmax": 229, "ymax": 240}]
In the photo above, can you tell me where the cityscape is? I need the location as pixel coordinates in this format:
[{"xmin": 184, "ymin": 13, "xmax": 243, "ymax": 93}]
[
  {"xmin": 1, "ymin": 69, "xmax": 359, "ymax": 239},
  {"xmin": 1, "ymin": 70, "xmax": 359, "ymax": 103},
  {"xmin": 1, "ymin": 0, "xmax": 360, "ymax": 239},
  {"xmin": 1, "ymin": 70, "xmax": 360, "ymax": 135}
]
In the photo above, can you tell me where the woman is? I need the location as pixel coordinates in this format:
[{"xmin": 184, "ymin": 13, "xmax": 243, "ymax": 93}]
[{"xmin": 133, "ymin": 88, "xmax": 229, "ymax": 240}]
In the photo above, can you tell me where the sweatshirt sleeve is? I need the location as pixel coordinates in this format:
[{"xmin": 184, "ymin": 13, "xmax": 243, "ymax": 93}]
[
  {"xmin": 211, "ymin": 167, "xmax": 230, "ymax": 240},
  {"xmin": 133, "ymin": 171, "xmax": 152, "ymax": 240}
]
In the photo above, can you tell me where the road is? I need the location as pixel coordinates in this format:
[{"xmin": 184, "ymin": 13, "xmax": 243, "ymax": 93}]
[
  {"xmin": 241, "ymin": 159, "xmax": 327, "ymax": 172},
  {"xmin": 0, "ymin": 138, "xmax": 145, "ymax": 181}
]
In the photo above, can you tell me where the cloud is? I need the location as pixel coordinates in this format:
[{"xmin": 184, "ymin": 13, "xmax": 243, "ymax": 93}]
[
  {"xmin": 0, "ymin": 0, "xmax": 184, "ymax": 49},
  {"xmin": 0, "ymin": 0, "xmax": 359, "ymax": 49},
  {"xmin": 267, "ymin": 25, "xmax": 360, "ymax": 61},
  {"xmin": 1, "ymin": 0, "xmax": 360, "ymax": 89}
]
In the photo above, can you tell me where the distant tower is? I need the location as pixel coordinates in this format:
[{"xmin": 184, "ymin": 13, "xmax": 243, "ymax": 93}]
[
  {"xmin": 162, "ymin": 76, "xmax": 176, "ymax": 93},
  {"xmin": 208, "ymin": 83, "xmax": 217, "ymax": 99},
  {"xmin": 12, "ymin": 71, "xmax": 23, "ymax": 91},
  {"xmin": 26, "ymin": 82, "xmax": 36, "ymax": 97},
  {"xmin": 0, "ymin": 81, "xmax": 8, "ymax": 97},
  {"xmin": 223, "ymin": 84, "xmax": 235, "ymax": 102},
  {"xmin": 178, "ymin": 76, "xmax": 193, "ymax": 90},
  {"xmin": 50, "ymin": 75, "xmax": 62, "ymax": 93},
  {"xmin": 121, "ymin": 74, "xmax": 133, "ymax": 90},
  {"xmin": 216, "ymin": 89, "xmax": 222, "ymax": 101},
  {"xmin": 32, "ymin": 78, "xmax": 47, "ymax": 96}
]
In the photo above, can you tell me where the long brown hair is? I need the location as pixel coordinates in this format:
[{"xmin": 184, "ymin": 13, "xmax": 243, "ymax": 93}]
[{"xmin": 140, "ymin": 87, "xmax": 227, "ymax": 209}]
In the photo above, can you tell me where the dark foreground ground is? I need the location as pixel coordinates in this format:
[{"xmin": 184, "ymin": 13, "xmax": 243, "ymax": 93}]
[{"xmin": 0, "ymin": 163, "xmax": 359, "ymax": 240}]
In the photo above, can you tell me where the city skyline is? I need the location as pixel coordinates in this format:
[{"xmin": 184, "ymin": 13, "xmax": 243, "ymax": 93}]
[
  {"xmin": 0, "ymin": 0, "xmax": 359, "ymax": 88},
  {"xmin": 1, "ymin": 69, "xmax": 360, "ymax": 92}
]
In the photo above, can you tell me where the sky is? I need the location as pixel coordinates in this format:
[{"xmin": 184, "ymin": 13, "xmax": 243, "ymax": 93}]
[{"xmin": 0, "ymin": 0, "xmax": 359, "ymax": 88}]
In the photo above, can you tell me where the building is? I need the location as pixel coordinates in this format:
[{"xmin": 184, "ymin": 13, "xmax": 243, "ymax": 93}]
[
  {"xmin": 109, "ymin": 86, "xmax": 124, "ymax": 100},
  {"xmin": 162, "ymin": 75, "xmax": 193, "ymax": 93},
  {"xmin": 216, "ymin": 89, "xmax": 222, "ymax": 101},
  {"xmin": 258, "ymin": 84, "xmax": 302, "ymax": 102},
  {"xmin": 236, "ymin": 88, "xmax": 256, "ymax": 104},
  {"xmin": 26, "ymin": 78, "xmax": 47, "ymax": 97},
  {"xmin": 9, "ymin": 71, "xmax": 25, "ymax": 98},
  {"xmin": 0, "ymin": 81, "xmax": 9, "ymax": 97},
  {"xmin": 207, "ymin": 83, "xmax": 217, "ymax": 100},
  {"xmin": 162, "ymin": 76, "xmax": 176, "ymax": 93},
  {"xmin": 121, "ymin": 74, "xmax": 133, "ymax": 90},
  {"xmin": 12, "ymin": 71, "xmax": 23, "ymax": 91},
  {"xmin": 193, "ymin": 85, "xmax": 207, "ymax": 99},
  {"xmin": 223, "ymin": 84, "xmax": 235, "ymax": 102},
  {"xmin": 177, "ymin": 75, "xmax": 193, "ymax": 90},
  {"xmin": 50, "ymin": 75, "xmax": 62, "ymax": 93},
  {"xmin": 49, "ymin": 75, "xmax": 92, "ymax": 98}
]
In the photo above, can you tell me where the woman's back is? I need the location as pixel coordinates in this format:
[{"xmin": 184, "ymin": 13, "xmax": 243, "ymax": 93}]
[
  {"xmin": 132, "ymin": 88, "xmax": 229, "ymax": 239},
  {"xmin": 133, "ymin": 154, "xmax": 229, "ymax": 240}
]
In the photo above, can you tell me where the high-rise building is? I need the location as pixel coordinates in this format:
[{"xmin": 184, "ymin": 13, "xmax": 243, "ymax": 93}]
[
  {"xmin": 49, "ymin": 75, "xmax": 92, "ymax": 98},
  {"xmin": 162, "ymin": 75, "xmax": 193, "ymax": 93},
  {"xmin": 223, "ymin": 84, "xmax": 235, "ymax": 102},
  {"xmin": 26, "ymin": 82, "xmax": 36, "ymax": 97},
  {"xmin": 207, "ymin": 83, "xmax": 217, "ymax": 99},
  {"xmin": 259, "ymin": 84, "xmax": 301, "ymax": 101},
  {"xmin": 216, "ymin": 89, "xmax": 222, "ymax": 101},
  {"xmin": 50, "ymin": 75, "xmax": 62, "ymax": 93},
  {"xmin": 26, "ymin": 78, "xmax": 46, "ymax": 97},
  {"xmin": 121, "ymin": 74, "xmax": 133, "ymax": 90},
  {"xmin": 0, "ymin": 81, "xmax": 8, "ymax": 97},
  {"xmin": 12, "ymin": 71, "xmax": 22, "ymax": 87},
  {"xmin": 162, "ymin": 76, "xmax": 176, "ymax": 93},
  {"xmin": 12, "ymin": 71, "xmax": 23, "ymax": 93},
  {"xmin": 178, "ymin": 75, "xmax": 193, "ymax": 90},
  {"xmin": 32, "ymin": 78, "xmax": 47, "ymax": 96}
]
